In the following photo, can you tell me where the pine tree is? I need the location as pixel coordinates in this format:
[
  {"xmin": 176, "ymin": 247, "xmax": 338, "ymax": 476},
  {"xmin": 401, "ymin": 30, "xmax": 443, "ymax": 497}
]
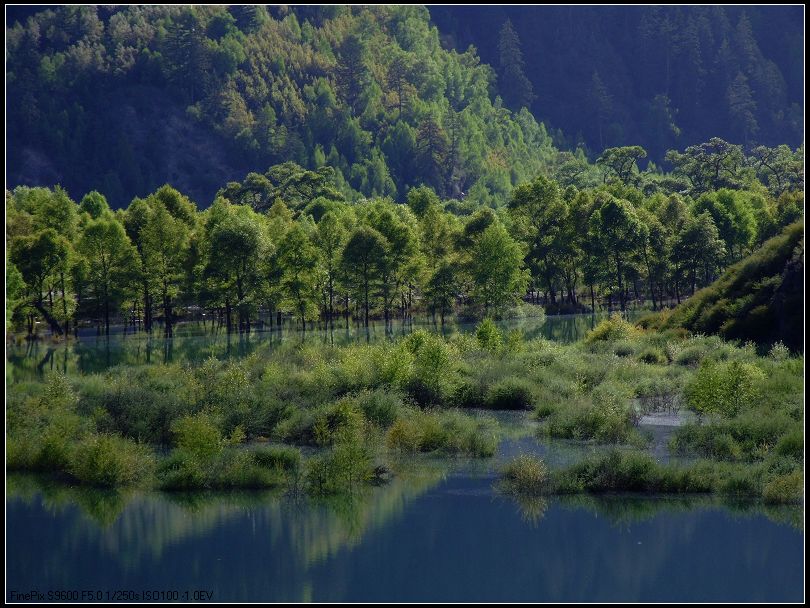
[
  {"xmin": 336, "ymin": 33, "xmax": 369, "ymax": 116},
  {"xmin": 590, "ymin": 71, "xmax": 614, "ymax": 151},
  {"xmin": 415, "ymin": 116, "xmax": 449, "ymax": 196},
  {"xmin": 727, "ymin": 72, "xmax": 758, "ymax": 146},
  {"xmin": 497, "ymin": 19, "xmax": 535, "ymax": 110}
]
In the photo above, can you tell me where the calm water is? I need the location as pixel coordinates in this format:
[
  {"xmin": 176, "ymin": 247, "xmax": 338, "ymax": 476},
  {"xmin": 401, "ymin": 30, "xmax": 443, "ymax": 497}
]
[
  {"xmin": 6, "ymin": 312, "xmax": 638, "ymax": 382},
  {"xmin": 6, "ymin": 470, "xmax": 804, "ymax": 602}
]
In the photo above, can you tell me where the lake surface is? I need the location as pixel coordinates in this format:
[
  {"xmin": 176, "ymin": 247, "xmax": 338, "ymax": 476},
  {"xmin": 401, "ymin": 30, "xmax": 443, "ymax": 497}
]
[
  {"xmin": 6, "ymin": 312, "xmax": 636, "ymax": 381},
  {"xmin": 6, "ymin": 469, "xmax": 804, "ymax": 602}
]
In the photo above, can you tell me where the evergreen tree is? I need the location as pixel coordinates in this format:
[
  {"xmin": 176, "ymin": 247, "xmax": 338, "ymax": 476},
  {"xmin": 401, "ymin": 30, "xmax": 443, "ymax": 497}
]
[{"xmin": 497, "ymin": 19, "xmax": 535, "ymax": 110}]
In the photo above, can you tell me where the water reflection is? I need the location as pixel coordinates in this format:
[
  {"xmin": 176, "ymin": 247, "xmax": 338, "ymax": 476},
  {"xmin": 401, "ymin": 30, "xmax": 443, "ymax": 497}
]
[
  {"xmin": 6, "ymin": 472, "xmax": 803, "ymax": 602},
  {"xmin": 6, "ymin": 313, "xmax": 642, "ymax": 382}
]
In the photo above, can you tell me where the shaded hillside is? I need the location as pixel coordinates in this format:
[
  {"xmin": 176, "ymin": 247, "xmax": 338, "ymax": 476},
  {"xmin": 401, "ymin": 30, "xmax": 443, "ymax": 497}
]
[
  {"xmin": 657, "ymin": 221, "xmax": 804, "ymax": 351},
  {"xmin": 6, "ymin": 5, "xmax": 558, "ymax": 208},
  {"xmin": 431, "ymin": 6, "xmax": 804, "ymax": 161}
]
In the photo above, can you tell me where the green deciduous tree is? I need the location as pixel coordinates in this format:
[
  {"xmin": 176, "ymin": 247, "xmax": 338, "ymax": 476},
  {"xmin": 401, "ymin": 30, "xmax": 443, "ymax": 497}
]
[
  {"xmin": 77, "ymin": 217, "xmax": 137, "ymax": 335},
  {"xmin": 468, "ymin": 222, "xmax": 529, "ymax": 314},
  {"xmin": 341, "ymin": 226, "xmax": 387, "ymax": 327}
]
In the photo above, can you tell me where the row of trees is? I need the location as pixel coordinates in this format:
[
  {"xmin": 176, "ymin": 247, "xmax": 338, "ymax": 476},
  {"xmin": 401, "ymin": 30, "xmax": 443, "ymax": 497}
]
[{"xmin": 6, "ymin": 144, "xmax": 802, "ymax": 336}]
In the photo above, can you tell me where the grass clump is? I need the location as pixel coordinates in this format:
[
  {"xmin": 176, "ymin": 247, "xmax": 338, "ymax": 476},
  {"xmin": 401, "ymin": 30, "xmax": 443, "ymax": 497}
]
[
  {"xmin": 386, "ymin": 408, "xmax": 497, "ymax": 457},
  {"xmin": 252, "ymin": 445, "xmax": 302, "ymax": 473},
  {"xmin": 485, "ymin": 376, "xmax": 536, "ymax": 410},
  {"xmin": 501, "ymin": 454, "xmax": 549, "ymax": 495}
]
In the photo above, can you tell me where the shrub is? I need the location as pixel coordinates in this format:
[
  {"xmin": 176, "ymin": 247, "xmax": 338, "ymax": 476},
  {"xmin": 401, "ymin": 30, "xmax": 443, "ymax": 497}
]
[
  {"xmin": 674, "ymin": 345, "xmax": 706, "ymax": 367},
  {"xmin": 354, "ymin": 389, "xmax": 402, "ymax": 428},
  {"xmin": 774, "ymin": 429, "xmax": 804, "ymax": 460},
  {"xmin": 304, "ymin": 427, "xmax": 374, "ymax": 495},
  {"xmin": 707, "ymin": 433, "xmax": 743, "ymax": 460},
  {"xmin": 313, "ymin": 399, "xmax": 365, "ymax": 446},
  {"xmin": 476, "ymin": 318, "xmax": 503, "ymax": 353},
  {"xmin": 211, "ymin": 450, "xmax": 286, "ymax": 489},
  {"xmin": 543, "ymin": 388, "xmax": 637, "ymax": 445},
  {"xmin": 613, "ymin": 340, "xmax": 636, "ymax": 357},
  {"xmin": 762, "ymin": 471, "xmax": 804, "ymax": 504},
  {"xmin": 485, "ymin": 377, "xmax": 535, "ymax": 410},
  {"xmin": 501, "ymin": 454, "xmax": 549, "ymax": 495},
  {"xmin": 69, "ymin": 434, "xmax": 155, "ymax": 487},
  {"xmin": 171, "ymin": 413, "xmax": 223, "ymax": 460},
  {"xmin": 558, "ymin": 450, "xmax": 656, "ymax": 492},
  {"xmin": 585, "ymin": 313, "xmax": 639, "ymax": 343},
  {"xmin": 768, "ymin": 341, "xmax": 791, "ymax": 361},
  {"xmin": 386, "ymin": 408, "xmax": 497, "ymax": 457},
  {"xmin": 685, "ymin": 360, "xmax": 765, "ymax": 416},
  {"xmin": 451, "ymin": 376, "xmax": 487, "ymax": 409},
  {"xmin": 637, "ymin": 348, "xmax": 667, "ymax": 365},
  {"xmin": 273, "ymin": 408, "xmax": 318, "ymax": 445},
  {"xmin": 406, "ymin": 333, "xmax": 454, "ymax": 405}
]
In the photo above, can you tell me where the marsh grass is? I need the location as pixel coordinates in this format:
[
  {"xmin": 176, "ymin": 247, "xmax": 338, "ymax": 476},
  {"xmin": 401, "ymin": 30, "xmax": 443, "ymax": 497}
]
[
  {"xmin": 6, "ymin": 326, "xmax": 802, "ymax": 496},
  {"xmin": 500, "ymin": 449, "xmax": 803, "ymax": 504},
  {"xmin": 386, "ymin": 407, "xmax": 498, "ymax": 457}
]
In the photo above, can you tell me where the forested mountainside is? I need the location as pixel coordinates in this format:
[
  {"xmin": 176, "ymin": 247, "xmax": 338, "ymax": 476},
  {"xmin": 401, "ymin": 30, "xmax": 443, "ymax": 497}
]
[
  {"xmin": 8, "ymin": 6, "xmax": 803, "ymax": 210},
  {"xmin": 6, "ymin": 5, "xmax": 559, "ymax": 208},
  {"xmin": 431, "ymin": 6, "xmax": 804, "ymax": 161}
]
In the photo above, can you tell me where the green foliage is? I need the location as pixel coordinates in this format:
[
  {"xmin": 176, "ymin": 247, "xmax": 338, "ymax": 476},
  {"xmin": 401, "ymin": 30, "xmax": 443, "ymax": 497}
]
[
  {"xmin": 585, "ymin": 313, "xmax": 639, "ymax": 343},
  {"xmin": 171, "ymin": 413, "xmax": 224, "ymax": 460},
  {"xmin": 685, "ymin": 359, "xmax": 765, "ymax": 416},
  {"xmin": 475, "ymin": 318, "xmax": 503, "ymax": 353},
  {"xmin": 468, "ymin": 222, "xmax": 529, "ymax": 314},
  {"xmin": 762, "ymin": 471, "xmax": 803, "ymax": 504},
  {"xmin": 5, "ymin": 327, "xmax": 802, "ymax": 497},
  {"xmin": 387, "ymin": 408, "xmax": 498, "ymax": 457},
  {"xmin": 252, "ymin": 445, "xmax": 302, "ymax": 473},
  {"xmin": 69, "ymin": 434, "xmax": 154, "ymax": 487}
]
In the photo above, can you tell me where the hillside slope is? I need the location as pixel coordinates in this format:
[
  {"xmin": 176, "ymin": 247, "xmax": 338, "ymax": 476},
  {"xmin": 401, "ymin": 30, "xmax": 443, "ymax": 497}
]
[{"xmin": 659, "ymin": 221, "xmax": 804, "ymax": 351}]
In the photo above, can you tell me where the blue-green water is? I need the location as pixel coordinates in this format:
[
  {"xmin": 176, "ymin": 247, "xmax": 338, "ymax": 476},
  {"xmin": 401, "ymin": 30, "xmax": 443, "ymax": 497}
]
[{"xmin": 6, "ymin": 470, "xmax": 804, "ymax": 602}]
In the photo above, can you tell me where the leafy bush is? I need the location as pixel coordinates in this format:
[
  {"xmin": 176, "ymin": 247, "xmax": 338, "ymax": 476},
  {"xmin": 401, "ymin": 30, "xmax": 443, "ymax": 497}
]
[
  {"xmin": 637, "ymin": 347, "xmax": 667, "ymax": 365},
  {"xmin": 774, "ymin": 429, "xmax": 804, "ymax": 460},
  {"xmin": 69, "ymin": 434, "xmax": 155, "ymax": 487},
  {"xmin": 354, "ymin": 389, "xmax": 402, "ymax": 428},
  {"xmin": 542, "ymin": 380, "xmax": 638, "ymax": 444},
  {"xmin": 585, "ymin": 313, "xmax": 639, "ymax": 343},
  {"xmin": 171, "ymin": 413, "xmax": 224, "ymax": 460},
  {"xmin": 685, "ymin": 360, "xmax": 765, "ymax": 416},
  {"xmin": 476, "ymin": 318, "xmax": 503, "ymax": 353}
]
